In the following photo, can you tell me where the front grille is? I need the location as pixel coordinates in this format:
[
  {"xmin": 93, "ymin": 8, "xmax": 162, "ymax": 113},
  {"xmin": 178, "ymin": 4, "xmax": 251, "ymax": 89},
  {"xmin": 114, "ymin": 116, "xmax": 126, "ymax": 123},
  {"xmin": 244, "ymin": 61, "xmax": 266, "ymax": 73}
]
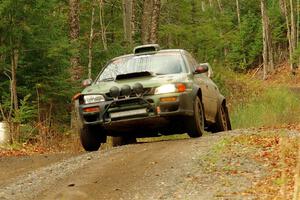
[
  {"xmin": 109, "ymin": 98, "xmax": 151, "ymax": 108},
  {"xmin": 103, "ymin": 97, "xmax": 155, "ymax": 122}
]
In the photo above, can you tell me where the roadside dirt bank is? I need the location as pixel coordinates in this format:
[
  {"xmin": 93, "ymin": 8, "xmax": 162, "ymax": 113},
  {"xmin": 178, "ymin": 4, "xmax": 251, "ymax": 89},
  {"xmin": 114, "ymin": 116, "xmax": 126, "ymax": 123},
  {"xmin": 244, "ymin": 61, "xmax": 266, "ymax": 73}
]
[
  {"xmin": 0, "ymin": 129, "xmax": 299, "ymax": 200},
  {"xmin": 0, "ymin": 153, "xmax": 82, "ymax": 187}
]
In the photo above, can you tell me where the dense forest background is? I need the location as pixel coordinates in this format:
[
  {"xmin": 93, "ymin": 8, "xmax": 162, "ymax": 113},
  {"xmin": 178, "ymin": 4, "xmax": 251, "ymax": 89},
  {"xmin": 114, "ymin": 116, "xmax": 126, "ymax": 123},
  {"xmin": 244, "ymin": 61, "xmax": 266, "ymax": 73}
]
[{"xmin": 0, "ymin": 0, "xmax": 299, "ymax": 144}]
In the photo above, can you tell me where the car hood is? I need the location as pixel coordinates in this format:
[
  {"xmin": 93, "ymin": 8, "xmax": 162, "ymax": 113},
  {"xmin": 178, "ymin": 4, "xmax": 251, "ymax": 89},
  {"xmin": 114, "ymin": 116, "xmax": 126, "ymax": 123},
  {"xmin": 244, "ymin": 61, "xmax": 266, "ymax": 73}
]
[{"xmin": 81, "ymin": 73, "xmax": 190, "ymax": 95}]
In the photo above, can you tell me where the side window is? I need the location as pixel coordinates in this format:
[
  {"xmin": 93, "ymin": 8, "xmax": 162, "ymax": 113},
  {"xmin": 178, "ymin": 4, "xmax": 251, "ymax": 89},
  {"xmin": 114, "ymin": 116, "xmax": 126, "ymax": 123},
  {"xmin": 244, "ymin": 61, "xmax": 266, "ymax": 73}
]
[{"xmin": 185, "ymin": 53, "xmax": 198, "ymax": 71}]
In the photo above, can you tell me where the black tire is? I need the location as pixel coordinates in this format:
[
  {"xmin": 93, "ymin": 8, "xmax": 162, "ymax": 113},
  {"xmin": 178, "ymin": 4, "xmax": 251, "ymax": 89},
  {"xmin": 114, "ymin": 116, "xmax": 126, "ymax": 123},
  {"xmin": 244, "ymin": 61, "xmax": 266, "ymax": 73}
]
[
  {"xmin": 213, "ymin": 103, "xmax": 232, "ymax": 132},
  {"xmin": 80, "ymin": 125, "xmax": 104, "ymax": 151},
  {"xmin": 187, "ymin": 96, "xmax": 205, "ymax": 138}
]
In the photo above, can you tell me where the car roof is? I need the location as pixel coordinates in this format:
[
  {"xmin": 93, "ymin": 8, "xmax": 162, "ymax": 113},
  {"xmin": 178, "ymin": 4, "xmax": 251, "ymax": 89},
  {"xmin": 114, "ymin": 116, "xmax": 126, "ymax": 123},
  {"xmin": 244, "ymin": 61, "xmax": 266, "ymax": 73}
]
[{"xmin": 110, "ymin": 49, "xmax": 186, "ymax": 62}]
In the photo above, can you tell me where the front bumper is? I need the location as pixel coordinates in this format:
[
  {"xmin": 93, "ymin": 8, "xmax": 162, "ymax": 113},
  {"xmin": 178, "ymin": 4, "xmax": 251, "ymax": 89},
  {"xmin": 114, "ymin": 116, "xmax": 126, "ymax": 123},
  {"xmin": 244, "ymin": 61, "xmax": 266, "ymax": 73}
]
[{"xmin": 78, "ymin": 92, "xmax": 194, "ymax": 128}]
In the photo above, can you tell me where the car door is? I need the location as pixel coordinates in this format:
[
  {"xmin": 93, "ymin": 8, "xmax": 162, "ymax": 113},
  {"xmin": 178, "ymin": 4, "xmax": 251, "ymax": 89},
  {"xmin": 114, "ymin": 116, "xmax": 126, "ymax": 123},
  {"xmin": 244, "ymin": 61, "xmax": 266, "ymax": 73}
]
[
  {"xmin": 184, "ymin": 53, "xmax": 218, "ymax": 121},
  {"xmin": 202, "ymin": 75, "xmax": 219, "ymax": 120}
]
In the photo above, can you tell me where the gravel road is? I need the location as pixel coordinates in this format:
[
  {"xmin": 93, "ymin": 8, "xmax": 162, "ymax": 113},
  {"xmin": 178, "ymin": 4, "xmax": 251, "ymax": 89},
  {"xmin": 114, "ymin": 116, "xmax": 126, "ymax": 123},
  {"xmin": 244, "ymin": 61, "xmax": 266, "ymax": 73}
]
[{"xmin": 0, "ymin": 131, "xmax": 266, "ymax": 200}]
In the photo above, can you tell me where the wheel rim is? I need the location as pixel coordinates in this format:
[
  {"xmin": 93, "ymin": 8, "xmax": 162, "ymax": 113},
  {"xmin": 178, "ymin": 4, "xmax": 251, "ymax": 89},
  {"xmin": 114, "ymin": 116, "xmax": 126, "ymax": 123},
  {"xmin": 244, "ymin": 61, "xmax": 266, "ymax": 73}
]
[{"xmin": 220, "ymin": 106, "xmax": 228, "ymax": 130}]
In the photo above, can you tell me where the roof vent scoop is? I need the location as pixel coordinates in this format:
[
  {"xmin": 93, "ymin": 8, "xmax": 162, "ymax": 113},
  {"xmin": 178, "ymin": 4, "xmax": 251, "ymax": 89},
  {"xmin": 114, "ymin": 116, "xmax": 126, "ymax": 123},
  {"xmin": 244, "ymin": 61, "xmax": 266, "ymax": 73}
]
[{"xmin": 133, "ymin": 44, "xmax": 160, "ymax": 54}]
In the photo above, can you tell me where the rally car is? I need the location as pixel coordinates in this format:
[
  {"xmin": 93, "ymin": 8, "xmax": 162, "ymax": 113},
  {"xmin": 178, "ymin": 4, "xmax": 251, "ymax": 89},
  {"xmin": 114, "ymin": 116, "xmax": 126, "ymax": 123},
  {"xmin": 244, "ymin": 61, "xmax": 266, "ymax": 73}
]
[{"xmin": 73, "ymin": 44, "xmax": 231, "ymax": 151}]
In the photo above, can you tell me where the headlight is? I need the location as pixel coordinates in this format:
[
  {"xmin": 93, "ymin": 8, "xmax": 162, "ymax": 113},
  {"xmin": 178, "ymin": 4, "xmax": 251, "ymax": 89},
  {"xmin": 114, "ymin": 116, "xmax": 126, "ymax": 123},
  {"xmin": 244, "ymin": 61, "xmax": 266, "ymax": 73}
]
[
  {"xmin": 83, "ymin": 95, "xmax": 105, "ymax": 104},
  {"xmin": 155, "ymin": 84, "xmax": 177, "ymax": 94},
  {"xmin": 154, "ymin": 83, "xmax": 186, "ymax": 95}
]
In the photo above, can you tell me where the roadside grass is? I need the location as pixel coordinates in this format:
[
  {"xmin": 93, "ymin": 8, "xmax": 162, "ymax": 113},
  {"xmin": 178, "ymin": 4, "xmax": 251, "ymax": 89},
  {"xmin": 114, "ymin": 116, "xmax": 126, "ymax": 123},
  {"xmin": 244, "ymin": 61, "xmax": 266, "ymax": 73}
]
[
  {"xmin": 214, "ymin": 67, "xmax": 300, "ymax": 129},
  {"xmin": 213, "ymin": 67, "xmax": 263, "ymax": 107},
  {"xmin": 231, "ymin": 87, "xmax": 300, "ymax": 129},
  {"xmin": 138, "ymin": 134, "xmax": 189, "ymax": 143},
  {"xmin": 200, "ymin": 131, "xmax": 299, "ymax": 199}
]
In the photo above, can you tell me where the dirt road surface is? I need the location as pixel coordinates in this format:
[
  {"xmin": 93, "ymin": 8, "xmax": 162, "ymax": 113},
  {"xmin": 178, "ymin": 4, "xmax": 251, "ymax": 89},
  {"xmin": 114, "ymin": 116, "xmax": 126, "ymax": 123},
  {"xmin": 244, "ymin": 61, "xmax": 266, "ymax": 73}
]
[{"xmin": 0, "ymin": 131, "xmax": 262, "ymax": 200}]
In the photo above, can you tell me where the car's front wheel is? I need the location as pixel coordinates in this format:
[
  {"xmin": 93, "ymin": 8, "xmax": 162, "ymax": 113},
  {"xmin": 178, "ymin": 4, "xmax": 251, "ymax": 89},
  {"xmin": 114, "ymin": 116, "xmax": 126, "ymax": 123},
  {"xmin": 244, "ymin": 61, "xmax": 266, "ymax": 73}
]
[
  {"xmin": 187, "ymin": 96, "xmax": 205, "ymax": 138},
  {"xmin": 80, "ymin": 125, "xmax": 106, "ymax": 151}
]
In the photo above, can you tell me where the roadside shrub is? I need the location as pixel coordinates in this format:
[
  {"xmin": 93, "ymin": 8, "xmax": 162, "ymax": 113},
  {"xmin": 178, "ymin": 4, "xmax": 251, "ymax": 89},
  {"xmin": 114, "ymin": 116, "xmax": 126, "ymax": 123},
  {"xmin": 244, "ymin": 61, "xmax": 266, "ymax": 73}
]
[
  {"xmin": 231, "ymin": 87, "xmax": 300, "ymax": 129},
  {"xmin": 212, "ymin": 66, "xmax": 263, "ymax": 107}
]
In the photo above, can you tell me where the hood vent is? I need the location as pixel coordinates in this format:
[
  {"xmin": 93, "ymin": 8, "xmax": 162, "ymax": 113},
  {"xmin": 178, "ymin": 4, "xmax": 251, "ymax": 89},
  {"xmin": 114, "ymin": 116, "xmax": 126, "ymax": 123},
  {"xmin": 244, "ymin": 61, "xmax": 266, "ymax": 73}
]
[{"xmin": 116, "ymin": 71, "xmax": 153, "ymax": 81}]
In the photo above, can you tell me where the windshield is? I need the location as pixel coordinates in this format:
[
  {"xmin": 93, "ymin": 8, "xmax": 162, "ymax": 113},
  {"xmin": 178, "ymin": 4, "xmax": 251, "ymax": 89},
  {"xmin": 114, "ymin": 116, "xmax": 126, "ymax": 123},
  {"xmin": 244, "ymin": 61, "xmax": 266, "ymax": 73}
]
[{"xmin": 97, "ymin": 52, "xmax": 185, "ymax": 82}]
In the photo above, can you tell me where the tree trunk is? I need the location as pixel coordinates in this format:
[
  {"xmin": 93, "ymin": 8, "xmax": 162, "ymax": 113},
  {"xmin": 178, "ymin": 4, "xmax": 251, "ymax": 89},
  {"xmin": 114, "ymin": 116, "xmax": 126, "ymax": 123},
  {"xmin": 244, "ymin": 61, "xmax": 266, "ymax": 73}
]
[
  {"xmin": 99, "ymin": 0, "xmax": 108, "ymax": 51},
  {"xmin": 10, "ymin": 48, "xmax": 20, "ymax": 142},
  {"xmin": 261, "ymin": 0, "xmax": 268, "ymax": 79},
  {"xmin": 122, "ymin": 0, "xmax": 134, "ymax": 46},
  {"xmin": 131, "ymin": 0, "xmax": 136, "ymax": 41},
  {"xmin": 297, "ymin": 0, "xmax": 300, "ymax": 47},
  {"xmin": 208, "ymin": 0, "xmax": 213, "ymax": 7},
  {"xmin": 297, "ymin": 0, "xmax": 300, "ymax": 66},
  {"xmin": 69, "ymin": 0, "xmax": 82, "ymax": 81},
  {"xmin": 236, "ymin": 0, "xmax": 241, "ymax": 28},
  {"xmin": 261, "ymin": 0, "xmax": 273, "ymax": 79},
  {"xmin": 216, "ymin": 0, "xmax": 223, "ymax": 13},
  {"xmin": 109, "ymin": 2, "xmax": 116, "ymax": 43},
  {"xmin": 201, "ymin": 1, "xmax": 206, "ymax": 12},
  {"xmin": 291, "ymin": 0, "xmax": 296, "ymax": 53},
  {"xmin": 280, "ymin": 0, "xmax": 285, "ymax": 14},
  {"xmin": 290, "ymin": 0, "xmax": 297, "ymax": 70},
  {"xmin": 283, "ymin": 0, "xmax": 294, "ymax": 69},
  {"xmin": 11, "ymin": 49, "xmax": 18, "ymax": 112},
  {"xmin": 141, "ymin": 0, "xmax": 153, "ymax": 44},
  {"xmin": 149, "ymin": 0, "xmax": 161, "ymax": 43},
  {"xmin": 235, "ymin": 0, "xmax": 246, "ymax": 64},
  {"xmin": 88, "ymin": 2, "xmax": 95, "ymax": 80}
]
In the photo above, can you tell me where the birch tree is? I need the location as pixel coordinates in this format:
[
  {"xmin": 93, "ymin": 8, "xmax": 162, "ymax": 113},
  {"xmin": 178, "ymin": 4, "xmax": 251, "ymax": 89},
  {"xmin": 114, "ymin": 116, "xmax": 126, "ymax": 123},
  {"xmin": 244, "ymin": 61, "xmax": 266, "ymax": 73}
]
[
  {"xmin": 236, "ymin": 0, "xmax": 241, "ymax": 28},
  {"xmin": 282, "ymin": 0, "xmax": 297, "ymax": 70},
  {"xmin": 69, "ymin": 0, "xmax": 82, "ymax": 81},
  {"xmin": 99, "ymin": 0, "xmax": 108, "ymax": 51},
  {"xmin": 290, "ymin": 0, "xmax": 297, "ymax": 65},
  {"xmin": 88, "ymin": 1, "xmax": 96, "ymax": 80}
]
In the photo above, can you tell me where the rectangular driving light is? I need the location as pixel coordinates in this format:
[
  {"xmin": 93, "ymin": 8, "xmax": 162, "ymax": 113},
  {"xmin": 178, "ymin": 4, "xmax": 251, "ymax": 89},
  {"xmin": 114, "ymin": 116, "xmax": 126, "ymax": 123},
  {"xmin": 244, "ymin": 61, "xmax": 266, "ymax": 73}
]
[
  {"xmin": 160, "ymin": 97, "xmax": 178, "ymax": 102},
  {"xmin": 83, "ymin": 107, "xmax": 100, "ymax": 113}
]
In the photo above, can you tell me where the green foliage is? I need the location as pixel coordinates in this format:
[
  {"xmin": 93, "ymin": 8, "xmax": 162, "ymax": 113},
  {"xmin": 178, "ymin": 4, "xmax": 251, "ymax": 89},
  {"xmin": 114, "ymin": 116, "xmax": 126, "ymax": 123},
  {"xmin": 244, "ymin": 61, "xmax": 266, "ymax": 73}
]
[
  {"xmin": 226, "ymin": 12, "xmax": 262, "ymax": 70},
  {"xmin": 13, "ymin": 94, "xmax": 36, "ymax": 124},
  {"xmin": 232, "ymin": 87, "xmax": 300, "ymax": 128},
  {"xmin": 0, "ymin": 0, "xmax": 296, "ymax": 142},
  {"xmin": 0, "ymin": 0, "xmax": 72, "ymax": 125}
]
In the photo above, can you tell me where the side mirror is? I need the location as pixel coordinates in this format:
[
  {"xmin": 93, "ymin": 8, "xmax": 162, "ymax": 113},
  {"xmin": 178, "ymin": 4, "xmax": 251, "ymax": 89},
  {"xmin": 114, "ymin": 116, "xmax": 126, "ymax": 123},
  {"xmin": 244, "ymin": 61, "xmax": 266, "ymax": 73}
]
[
  {"xmin": 194, "ymin": 65, "xmax": 209, "ymax": 74},
  {"xmin": 82, "ymin": 79, "xmax": 93, "ymax": 87}
]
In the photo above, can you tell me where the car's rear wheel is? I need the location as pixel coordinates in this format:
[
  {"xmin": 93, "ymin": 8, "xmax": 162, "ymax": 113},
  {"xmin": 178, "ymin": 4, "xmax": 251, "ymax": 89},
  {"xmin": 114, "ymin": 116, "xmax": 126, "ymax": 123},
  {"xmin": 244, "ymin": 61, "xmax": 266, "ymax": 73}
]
[
  {"xmin": 213, "ymin": 103, "xmax": 231, "ymax": 132},
  {"xmin": 187, "ymin": 96, "xmax": 205, "ymax": 138},
  {"xmin": 80, "ymin": 125, "xmax": 105, "ymax": 151}
]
